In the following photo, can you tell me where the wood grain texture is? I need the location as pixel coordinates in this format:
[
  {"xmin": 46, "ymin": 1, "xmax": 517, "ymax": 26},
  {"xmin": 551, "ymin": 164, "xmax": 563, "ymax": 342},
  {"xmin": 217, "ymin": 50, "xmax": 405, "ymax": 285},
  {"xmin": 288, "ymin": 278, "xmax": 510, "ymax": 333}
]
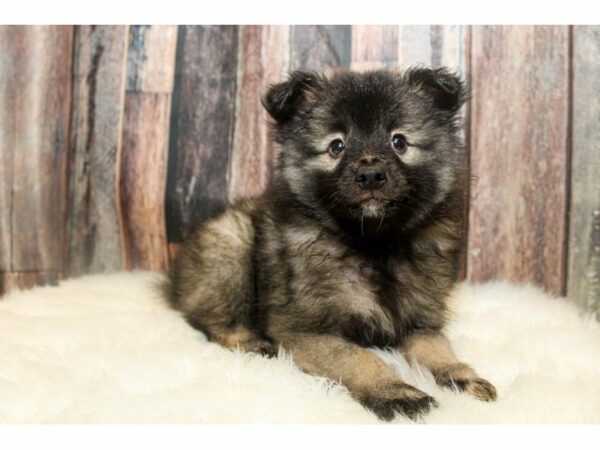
[
  {"xmin": 0, "ymin": 271, "xmax": 60, "ymax": 298},
  {"xmin": 120, "ymin": 93, "xmax": 171, "ymax": 270},
  {"xmin": 0, "ymin": 26, "xmax": 74, "ymax": 272},
  {"xmin": 568, "ymin": 26, "xmax": 600, "ymax": 318},
  {"xmin": 126, "ymin": 25, "xmax": 178, "ymax": 93},
  {"xmin": 468, "ymin": 26, "xmax": 570, "ymax": 295},
  {"xmin": 67, "ymin": 25, "xmax": 129, "ymax": 275},
  {"xmin": 228, "ymin": 25, "xmax": 290, "ymax": 203},
  {"xmin": 397, "ymin": 25, "xmax": 467, "ymax": 71},
  {"xmin": 351, "ymin": 25, "xmax": 398, "ymax": 71},
  {"xmin": 0, "ymin": 51, "xmax": 12, "ymax": 270},
  {"xmin": 168, "ymin": 243, "xmax": 181, "ymax": 261},
  {"xmin": 166, "ymin": 26, "xmax": 239, "ymax": 243},
  {"xmin": 290, "ymin": 25, "xmax": 351, "ymax": 70},
  {"xmin": 120, "ymin": 26, "xmax": 177, "ymax": 270}
]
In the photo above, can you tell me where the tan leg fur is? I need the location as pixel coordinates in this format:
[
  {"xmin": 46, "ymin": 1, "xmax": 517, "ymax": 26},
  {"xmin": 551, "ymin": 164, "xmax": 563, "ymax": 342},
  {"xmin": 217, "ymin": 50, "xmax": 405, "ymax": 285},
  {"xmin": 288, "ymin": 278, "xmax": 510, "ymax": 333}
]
[
  {"xmin": 278, "ymin": 332, "xmax": 438, "ymax": 420},
  {"xmin": 403, "ymin": 333, "xmax": 497, "ymax": 402}
]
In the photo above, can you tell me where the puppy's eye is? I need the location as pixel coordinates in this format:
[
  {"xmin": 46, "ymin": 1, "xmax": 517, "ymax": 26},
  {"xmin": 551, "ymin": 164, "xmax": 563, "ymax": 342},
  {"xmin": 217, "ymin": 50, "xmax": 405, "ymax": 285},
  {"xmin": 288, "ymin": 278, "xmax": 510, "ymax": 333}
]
[
  {"xmin": 328, "ymin": 139, "xmax": 346, "ymax": 157},
  {"xmin": 391, "ymin": 134, "xmax": 407, "ymax": 153}
]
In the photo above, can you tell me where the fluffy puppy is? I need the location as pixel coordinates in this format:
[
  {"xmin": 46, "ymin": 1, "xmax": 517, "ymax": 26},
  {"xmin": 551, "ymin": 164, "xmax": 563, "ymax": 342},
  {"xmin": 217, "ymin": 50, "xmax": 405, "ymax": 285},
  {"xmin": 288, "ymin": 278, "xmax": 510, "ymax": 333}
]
[{"xmin": 164, "ymin": 67, "xmax": 497, "ymax": 421}]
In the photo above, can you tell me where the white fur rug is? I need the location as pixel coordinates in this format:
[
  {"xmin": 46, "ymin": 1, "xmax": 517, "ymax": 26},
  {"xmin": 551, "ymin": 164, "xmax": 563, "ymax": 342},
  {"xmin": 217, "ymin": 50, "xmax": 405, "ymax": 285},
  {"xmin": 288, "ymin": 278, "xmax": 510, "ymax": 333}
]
[{"xmin": 0, "ymin": 272, "xmax": 599, "ymax": 424}]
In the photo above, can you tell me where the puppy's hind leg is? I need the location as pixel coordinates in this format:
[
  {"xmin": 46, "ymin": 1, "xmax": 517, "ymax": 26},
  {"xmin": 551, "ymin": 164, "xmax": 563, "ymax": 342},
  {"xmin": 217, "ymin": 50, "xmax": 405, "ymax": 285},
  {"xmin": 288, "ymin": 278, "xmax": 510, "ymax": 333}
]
[
  {"xmin": 183, "ymin": 292, "xmax": 277, "ymax": 357},
  {"xmin": 167, "ymin": 207, "xmax": 276, "ymax": 357},
  {"xmin": 198, "ymin": 320, "xmax": 278, "ymax": 358}
]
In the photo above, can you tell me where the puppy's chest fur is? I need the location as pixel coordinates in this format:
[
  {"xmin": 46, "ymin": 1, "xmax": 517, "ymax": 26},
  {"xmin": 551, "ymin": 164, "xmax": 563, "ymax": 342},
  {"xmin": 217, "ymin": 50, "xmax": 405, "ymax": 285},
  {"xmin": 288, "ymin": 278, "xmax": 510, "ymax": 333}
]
[{"xmin": 265, "ymin": 222, "xmax": 454, "ymax": 347}]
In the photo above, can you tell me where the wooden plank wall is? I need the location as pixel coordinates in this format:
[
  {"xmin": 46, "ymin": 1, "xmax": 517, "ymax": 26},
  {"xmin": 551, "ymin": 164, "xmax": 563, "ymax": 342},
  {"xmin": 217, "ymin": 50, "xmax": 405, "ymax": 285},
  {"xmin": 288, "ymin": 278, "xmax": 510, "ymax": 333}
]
[
  {"xmin": 229, "ymin": 26, "xmax": 290, "ymax": 202},
  {"xmin": 67, "ymin": 25, "xmax": 128, "ymax": 275},
  {"xmin": 0, "ymin": 26, "xmax": 73, "ymax": 291},
  {"xmin": 165, "ymin": 26, "xmax": 239, "ymax": 246},
  {"xmin": 0, "ymin": 25, "xmax": 599, "ymax": 319},
  {"xmin": 569, "ymin": 26, "xmax": 600, "ymax": 320},
  {"xmin": 468, "ymin": 26, "xmax": 570, "ymax": 295},
  {"xmin": 120, "ymin": 25, "xmax": 177, "ymax": 271}
]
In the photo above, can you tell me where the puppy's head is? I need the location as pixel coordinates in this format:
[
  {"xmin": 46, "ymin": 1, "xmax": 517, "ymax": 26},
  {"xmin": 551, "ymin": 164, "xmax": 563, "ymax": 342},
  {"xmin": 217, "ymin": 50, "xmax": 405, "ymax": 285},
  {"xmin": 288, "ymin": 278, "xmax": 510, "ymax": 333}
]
[{"xmin": 263, "ymin": 68, "xmax": 467, "ymax": 234}]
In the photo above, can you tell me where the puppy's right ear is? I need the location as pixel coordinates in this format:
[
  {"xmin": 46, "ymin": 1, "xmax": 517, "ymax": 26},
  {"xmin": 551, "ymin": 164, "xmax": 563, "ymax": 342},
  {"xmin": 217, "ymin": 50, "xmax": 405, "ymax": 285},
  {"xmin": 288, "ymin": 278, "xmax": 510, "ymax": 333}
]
[
  {"xmin": 406, "ymin": 66, "xmax": 468, "ymax": 113},
  {"xmin": 262, "ymin": 71, "xmax": 319, "ymax": 124}
]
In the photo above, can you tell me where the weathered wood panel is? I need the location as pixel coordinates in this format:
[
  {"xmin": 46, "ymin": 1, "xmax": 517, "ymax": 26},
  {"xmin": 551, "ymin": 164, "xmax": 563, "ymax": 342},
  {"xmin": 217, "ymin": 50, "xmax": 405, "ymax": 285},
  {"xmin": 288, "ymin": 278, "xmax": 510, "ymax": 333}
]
[
  {"xmin": 67, "ymin": 25, "xmax": 129, "ymax": 275},
  {"xmin": 468, "ymin": 26, "xmax": 570, "ymax": 295},
  {"xmin": 126, "ymin": 25, "xmax": 178, "ymax": 93},
  {"xmin": 0, "ymin": 57, "xmax": 12, "ymax": 270},
  {"xmin": 397, "ymin": 25, "xmax": 466, "ymax": 71},
  {"xmin": 290, "ymin": 25, "xmax": 351, "ymax": 70},
  {"xmin": 228, "ymin": 25, "xmax": 290, "ymax": 202},
  {"xmin": 351, "ymin": 25, "xmax": 398, "ymax": 71},
  {"xmin": 568, "ymin": 26, "xmax": 600, "ymax": 318},
  {"xmin": 120, "ymin": 93, "xmax": 172, "ymax": 270},
  {"xmin": 119, "ymin": 25, "xmax": 177, "ymax": 270},
  {"xmin": 0, "ymin": 26, "xmax": 74, "ymax": 272},
  {"xmin": 0, "ymin": 271, "xmax": 60, "ymax": 297},
  {"xmin": 166, "ymin": 26, "xmax": 239, "ymax": 243}
]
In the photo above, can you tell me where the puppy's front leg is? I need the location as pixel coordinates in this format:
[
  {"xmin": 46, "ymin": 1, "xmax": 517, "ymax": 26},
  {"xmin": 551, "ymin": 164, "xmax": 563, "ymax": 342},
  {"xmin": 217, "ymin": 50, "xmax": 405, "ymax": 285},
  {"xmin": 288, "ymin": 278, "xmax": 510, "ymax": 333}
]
[
  {"xmin": 279, "ymin": 332, "xmax": 437, "ymax": 420},
  {"xmin": 403, "ymin": 332, "xmax": 497, "ymax": 401}
]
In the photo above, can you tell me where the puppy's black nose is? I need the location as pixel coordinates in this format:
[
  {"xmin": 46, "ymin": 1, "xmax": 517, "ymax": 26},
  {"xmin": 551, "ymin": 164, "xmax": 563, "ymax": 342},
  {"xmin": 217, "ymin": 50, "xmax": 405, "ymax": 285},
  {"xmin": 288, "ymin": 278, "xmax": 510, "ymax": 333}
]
[{"xmin": 355, "ymin": 162, "xmax": 387, "ymax": 190}]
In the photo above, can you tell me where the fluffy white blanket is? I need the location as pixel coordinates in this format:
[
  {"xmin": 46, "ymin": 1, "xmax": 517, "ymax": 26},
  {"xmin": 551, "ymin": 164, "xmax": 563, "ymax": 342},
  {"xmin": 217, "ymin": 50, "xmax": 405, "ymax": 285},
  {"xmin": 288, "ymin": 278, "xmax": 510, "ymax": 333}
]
[{"xmin": 0, "ymin": 272, "xmax": 598, "ymax": 424}]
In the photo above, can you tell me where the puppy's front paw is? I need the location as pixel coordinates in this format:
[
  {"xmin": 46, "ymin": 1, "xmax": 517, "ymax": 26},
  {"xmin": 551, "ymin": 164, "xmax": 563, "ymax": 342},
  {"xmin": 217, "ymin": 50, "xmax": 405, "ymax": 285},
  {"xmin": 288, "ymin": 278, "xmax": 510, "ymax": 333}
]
[
  {"xmin": 358, "ymin": 383, "xmax": 438, "ymax": 421},
  {"xmin": 434, "ymin": 363, "xmax": 497, "ymax": 402},
  {"xmin": 459, "ymin": 377, "xmax": 497, "ymax": 402}
]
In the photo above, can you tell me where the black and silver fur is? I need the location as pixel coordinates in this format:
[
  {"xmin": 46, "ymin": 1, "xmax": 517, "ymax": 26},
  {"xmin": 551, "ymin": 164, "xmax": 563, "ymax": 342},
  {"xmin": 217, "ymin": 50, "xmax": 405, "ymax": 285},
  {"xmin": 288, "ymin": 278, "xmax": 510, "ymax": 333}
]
[{"xmin": 164, "ymin": 67, "xmax": 497, "ymax": 421}]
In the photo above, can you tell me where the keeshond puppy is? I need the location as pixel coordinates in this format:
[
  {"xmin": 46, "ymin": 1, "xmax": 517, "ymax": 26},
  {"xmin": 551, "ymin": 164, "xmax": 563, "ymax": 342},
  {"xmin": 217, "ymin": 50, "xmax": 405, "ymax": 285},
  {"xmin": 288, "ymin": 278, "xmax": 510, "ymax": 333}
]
[{"xmin": 164, "ymin": 67, "xmax": 497, "ymax": 421}]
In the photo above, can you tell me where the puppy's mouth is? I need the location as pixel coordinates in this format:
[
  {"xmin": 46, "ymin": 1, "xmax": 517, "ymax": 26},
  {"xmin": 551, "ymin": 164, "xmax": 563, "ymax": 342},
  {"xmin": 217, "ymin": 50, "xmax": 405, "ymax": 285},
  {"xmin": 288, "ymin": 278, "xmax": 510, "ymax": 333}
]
[{"xmin": 349, "ymin": 194, "xmax": 400, "ymax": 217}]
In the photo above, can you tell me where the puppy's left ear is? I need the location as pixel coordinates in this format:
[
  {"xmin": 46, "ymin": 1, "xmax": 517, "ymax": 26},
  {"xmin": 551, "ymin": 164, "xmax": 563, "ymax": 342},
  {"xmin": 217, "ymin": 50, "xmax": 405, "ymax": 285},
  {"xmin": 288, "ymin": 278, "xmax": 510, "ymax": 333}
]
[
  {"xmin": 407, "ymin": 67, "xmax": 468, "ymax": 113},
  {"xmin": 262, "ymin": 71, "xmax": 320, "ymax": 124}
]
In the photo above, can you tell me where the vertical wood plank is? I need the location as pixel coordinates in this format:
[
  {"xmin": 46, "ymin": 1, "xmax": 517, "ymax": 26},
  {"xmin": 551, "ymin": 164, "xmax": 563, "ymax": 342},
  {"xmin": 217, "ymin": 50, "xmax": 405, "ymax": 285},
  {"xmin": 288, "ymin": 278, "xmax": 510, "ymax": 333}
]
[
  {"xmin": 397, "ymin": 25, "xmax": 466, "ymax": 71},
  {"xmin": 290, "ymin": 25, "xmax": 351, "ymax": 70},
  {"xmin": 126, "ymin": 25, "xmax": 178, "ymax": 93},
  {"xmin": 120, "ymin": 93, "xmax": 172, "ymax": 270},
  {"xmin": 351, "ymin": 25, "xmax": 398, "ymax": 71},
  {"xmin": 67, "ymin": 25, "xmax": 129, "ymax": 275},
  {"xmin": 0, "ymin": 272, "xmax": 60, "ymax": 297},
  {"xmin": 0, "ymin": 55, "xmax": 12, "ymax": 270},
  {"xmin": 468, "ymin": 26, "xmax": 569, "ymax": 295},
  {"xmin": 120, "ymin": 25, "xmax": 177, "ymax": 270},
  {"xmin": 228, "ymin": 25, "xmax": 290, "ymax": 202},
  {"xmin": 166, "ymin": 26, "xmax": 239, "ymax": 243},
  {"xmin": 0, "ymin": 26, "xmax": 74, "ymax": 272},
  {"xmin": 568, "ymin": 26, "xmax": 600, "ymax": 318}
]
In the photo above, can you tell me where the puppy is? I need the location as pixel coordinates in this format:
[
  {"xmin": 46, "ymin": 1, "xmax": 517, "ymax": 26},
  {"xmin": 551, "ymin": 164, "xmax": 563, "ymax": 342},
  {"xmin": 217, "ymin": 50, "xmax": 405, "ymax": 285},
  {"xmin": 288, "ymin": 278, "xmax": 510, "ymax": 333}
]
[{"xmin": 164, "ymin": 67, "xmax": 497, "ymax": 421}]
